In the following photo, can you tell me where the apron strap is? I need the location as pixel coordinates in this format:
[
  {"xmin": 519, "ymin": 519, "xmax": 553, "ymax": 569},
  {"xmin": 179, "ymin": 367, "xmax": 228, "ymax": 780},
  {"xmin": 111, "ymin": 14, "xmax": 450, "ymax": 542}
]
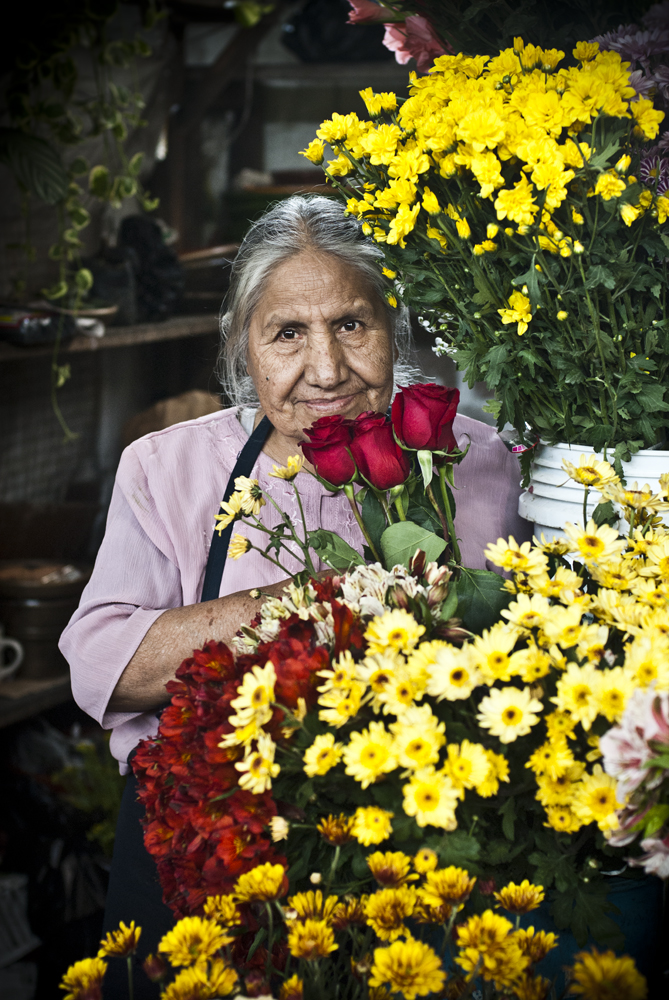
[{"xmin": 200, "ymin": 413, "xmax": 273, "ymax": 602}]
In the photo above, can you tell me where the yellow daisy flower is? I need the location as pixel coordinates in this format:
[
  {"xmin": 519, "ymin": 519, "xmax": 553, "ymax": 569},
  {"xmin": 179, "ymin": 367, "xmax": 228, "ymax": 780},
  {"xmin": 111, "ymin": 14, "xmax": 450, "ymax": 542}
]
[
  {"xmin": 402, "ymin": 766, "xmax": 460, "ymax": 829},
  {"xmin": 303, "ymin": 732, "xmax": 344, "ymax": 777},
  {"xmin": 287, "ymin": 918, "xmax": 337, "ymax": 959},
  {"xmin": 232, "ymin": 475, "xmax": 265, "ymax": 516},
  {"xmin": 214, "ymin": 490, "xmax": 244, "ymax": 535},
  {"xmin": 443, "ymin": 740, "xmax": 491, "ymax": 797},
  {"xmin": 422, "ymin": 642, "xmax": 482, "ymax": 700},
  {"xmin": 287, "ymin": 890, "xmax": 341, "ymax": 924},
  {"xmin": 369, "ymin": 938, "xmax": 446, "ymax": 1000},
  {"xmin": 471, "ymin": 623, "xmax": 521, "ymax": 683},
  {"xmin": 269, "ymin": 454, "xmax": 304, "ymax": 480},
  {"xmin": 551, "ymin": 662, "xmax": 601, "ymax": 730},
  {"xmin": 413, "ymin": 847, "xmax": 438, "ymax": 874},
  {"xmin": 316, "ymin": 814, "xmax": 355, "ymax": 846},
  {"xmin": 364, "ymin": 886, "xmax": 416, "ymax": 941},
  {"xmin": 352, "ymin": 805, "xmax": 394, "ymax": 846},
  {"xmin": 364, "ymin": 609, "xmax": 425, "ymax": 656},
  {"xmin": 477, "ymin": 748, "xmax": 510, "ymax": 797},
  {"xmin": 563, "ymin": 519, "xmax": 627, "ymax": 563},
  {"xmin": 228, "ymin": 533, "xmax": 251, "ymax": 560},
  {"xmin": 202, "ymin": 895, "xmax": 240, "ymax": 927},
  {"xmin": 476, "ymin": 685, "xmax": 543, "ymax": 743},
  {"xmin": 561, "ymin": 454, "xmax": 619, "ymax": 489},
  {"xmin": 389, "ymin": 703, "xmax": 445, "ymax": 769},
  {"xmin": 234, "ymin": 733, "xmax": 280, "ymax": 794},
  {"xmin": 543, "ymin": 804, "xmax": 583, "ymax": 833},
  {"xmin": 568, "ymin": 948, "xmax": 647, "ymax": 1000},
  {"xmin": 234, "ymin": 863, "xmax": 286, "ymax": 903},
  {"xmin": 343, "ymin": 721, "xmax": 398, "ymax": 788},
  {"xmin": 158, "ymin": 916, "xmax": 229, "ymax": 967},
  {"xmin": 367, "ymin": 851, "xmax": 417, "ymax": 888},
  {"xmin": 571, "ymin": 765, "xmax": 623, "ymax": 833},
  {"xmin": 494, "ymin": 880, "xmax": 544, "ymax": 915},
  {"xmin": 484, "ymin": 536, "xmax": 548, "ymax": 576},
  {"xmin": 98, "ymin": 920, "xmax": 141, "ymax": 957},
  {"xmin": 60, "ymin": 958, "xmax": 107, "ymax": 1000}
]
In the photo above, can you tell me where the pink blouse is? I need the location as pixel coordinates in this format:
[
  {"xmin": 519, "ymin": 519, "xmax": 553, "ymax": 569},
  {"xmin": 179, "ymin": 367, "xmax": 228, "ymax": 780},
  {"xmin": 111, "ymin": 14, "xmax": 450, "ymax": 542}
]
[{"xmin": 59, "ymin": 406, "xmax": 530, "ymax": 771}]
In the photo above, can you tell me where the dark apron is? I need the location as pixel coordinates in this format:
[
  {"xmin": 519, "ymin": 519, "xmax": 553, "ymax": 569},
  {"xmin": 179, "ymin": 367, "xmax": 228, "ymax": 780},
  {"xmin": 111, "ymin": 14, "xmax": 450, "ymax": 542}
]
[{"xmin": 102, "ymin": 416, "xmax": 273, "ymax": 998}]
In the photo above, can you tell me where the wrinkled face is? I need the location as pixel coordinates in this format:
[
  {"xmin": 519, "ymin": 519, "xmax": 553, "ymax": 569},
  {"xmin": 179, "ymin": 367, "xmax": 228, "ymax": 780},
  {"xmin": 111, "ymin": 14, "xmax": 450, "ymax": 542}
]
[{"xmin": 247, "ymin": 251, "xmax": 395, "ymax": 444}]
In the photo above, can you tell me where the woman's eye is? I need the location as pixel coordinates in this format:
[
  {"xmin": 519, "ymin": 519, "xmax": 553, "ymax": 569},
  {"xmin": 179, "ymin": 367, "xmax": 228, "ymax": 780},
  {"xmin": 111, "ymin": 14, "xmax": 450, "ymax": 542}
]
[
  {"xmin": 278, "ymin": 328, "xmax": 299, "ymax": 340},
  {"xmin": 342, "ymin": 320, "xmax": 361, "ymax": 332}
]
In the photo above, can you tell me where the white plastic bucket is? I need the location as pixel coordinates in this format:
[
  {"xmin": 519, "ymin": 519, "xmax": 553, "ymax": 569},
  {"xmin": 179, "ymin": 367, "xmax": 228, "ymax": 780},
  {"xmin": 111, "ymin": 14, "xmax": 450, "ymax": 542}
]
[{"xmin": 518, "ymin": 442, "xmax": 669, "ymax": 542}]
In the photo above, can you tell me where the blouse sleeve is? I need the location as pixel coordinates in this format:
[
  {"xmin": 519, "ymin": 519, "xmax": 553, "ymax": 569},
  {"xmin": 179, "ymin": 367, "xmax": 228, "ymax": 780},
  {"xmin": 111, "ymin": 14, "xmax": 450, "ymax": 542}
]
[{"xmin": 59, "ymin": 445, "xmax": 182, "ymax": 730}]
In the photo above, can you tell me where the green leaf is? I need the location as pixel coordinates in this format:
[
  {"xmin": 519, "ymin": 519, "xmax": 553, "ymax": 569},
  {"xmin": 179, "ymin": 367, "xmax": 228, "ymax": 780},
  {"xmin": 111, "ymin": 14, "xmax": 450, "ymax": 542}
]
[
  {"xmin": 585, "ymin": 264, "xmax": 616, "ymax": 290},
  {"xmin": 643, "ymin": 803, "xmax": 669, "ymax": 838},
  {"xmin": 69, "ymin": 156, "xmax": 89, "ymax": 176},
  {"xmin": 75, "ymin": 268, "xmax": 93, "ymax": 292},
  {"xmin": 42, "ymin": 280, "xmax": 69, "ymax": 300},
  {"xmin": 361, "ymin": 489, "xmax": 387, "ymax": 555},
  {"xmin": 500, "ymin": 796, "xmax": 515, "ymax": 841},
  {"xmin": 246, "ymin": 926, "xmax": 267, "ymax": 961},
  {"xmin": 437, "ymin": 830, "xmax": 481, "ymax": 870},
  {"xmin": 128, "ymin": 151, "xmax": 145, "ymax": 176},
  {"xmin": 439, "ymin": 585, "xmax": 459, "ymax": 622},
  {"xmin": 0, "ymin": 127, "xmax": 69, "ymax": 204},
  {"xmin": 592, "ymin": 500, "xmax": 617, "ymax": 527},
  {"xmin": 455, "ymin": 568, "xmax": 511, "ymax": 633},
  {"xmin": 89, "ymin": 165, "xmax": 111, "ymax": 198},
  {"xmin": 307, "ymin": 529, "xmax": 365, "ymax": 572},
  {"xmin": 380, "ymin": 521, "xmax": 447, "ymax": 569}
]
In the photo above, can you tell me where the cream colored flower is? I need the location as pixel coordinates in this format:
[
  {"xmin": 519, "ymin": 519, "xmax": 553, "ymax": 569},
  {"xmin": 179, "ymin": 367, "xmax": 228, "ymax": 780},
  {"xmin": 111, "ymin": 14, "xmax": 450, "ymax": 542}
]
[
  {"xmin": 561, "ymin": 454, "xmax": 619, "ymax": 489},
  {"xmin": 563, "ymin": 520, "xmax": 626, "ymax": 563},
  {"xmin": 270, "ymin": 455, "xmax": 304, "ymax": 480},
  {"xmin": 476, "ymin": 685, "xmax": 543, "ymax": 743}
]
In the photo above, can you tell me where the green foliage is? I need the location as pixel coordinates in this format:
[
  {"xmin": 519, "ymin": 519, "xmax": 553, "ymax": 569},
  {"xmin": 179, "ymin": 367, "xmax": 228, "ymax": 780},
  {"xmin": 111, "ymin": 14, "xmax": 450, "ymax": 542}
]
[
  {"xmin": 456, "ymin": 567, "xmax": 512, "ymax": 633},
  {"xmin": 0, "ymin": 128, "xmax": 69, "ymax": 204},
  {"xmin": 380, "ymin": 520, "xmax": 447, "ymax": 568},
  {"xmin": 308, "ymin": 529, "xmax": 365, "ymax": 572},
  {"xmin": 53, "ymin": 737, "xmax": 125, "ymax": 857}
]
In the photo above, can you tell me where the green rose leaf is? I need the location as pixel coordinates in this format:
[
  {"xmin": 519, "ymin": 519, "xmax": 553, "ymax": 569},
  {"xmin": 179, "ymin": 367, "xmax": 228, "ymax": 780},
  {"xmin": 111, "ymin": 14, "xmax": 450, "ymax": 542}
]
[
  {"xmin": 456, "ymin": 567, "xmax": 511, "ymax": 633},
  {"xmin": 307, "ymin": 529, "xmax": 365, "ymax": 572},
  {"xmin": 380, "ymin": 521, "xmax": 447, "ymax": 569}
]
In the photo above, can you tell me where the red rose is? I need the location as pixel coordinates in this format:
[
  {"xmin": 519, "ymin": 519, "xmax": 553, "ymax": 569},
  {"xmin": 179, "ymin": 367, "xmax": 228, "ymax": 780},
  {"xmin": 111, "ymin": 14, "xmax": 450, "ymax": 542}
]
[
  {"xmin": 300, "ymin": 415, "xmax": 356, "ymax": 486},
  {"xmin": 349, "ymin": 411, "xmax": 411, "ymax": 490},
  {"xmin": 391, "ymin": 384, "xmax": 459, "ymax": 452}
]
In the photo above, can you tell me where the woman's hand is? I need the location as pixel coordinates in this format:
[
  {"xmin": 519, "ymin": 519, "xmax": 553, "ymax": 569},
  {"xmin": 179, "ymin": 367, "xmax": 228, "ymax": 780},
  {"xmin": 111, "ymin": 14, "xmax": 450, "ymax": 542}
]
[{"xmin": 107, "ymin": 578, "xmax": 290, "ymax": 713}]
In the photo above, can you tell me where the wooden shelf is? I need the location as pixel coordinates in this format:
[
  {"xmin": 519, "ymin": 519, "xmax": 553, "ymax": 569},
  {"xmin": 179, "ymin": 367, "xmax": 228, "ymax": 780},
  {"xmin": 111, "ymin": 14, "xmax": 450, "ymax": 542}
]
[
  {"xmin": 0, "ymin": 675, "xmax": 72, "ymax": 729},
  {"xmin": 0, "ymin": 313, "xmax": 220, "ymax": 362}
]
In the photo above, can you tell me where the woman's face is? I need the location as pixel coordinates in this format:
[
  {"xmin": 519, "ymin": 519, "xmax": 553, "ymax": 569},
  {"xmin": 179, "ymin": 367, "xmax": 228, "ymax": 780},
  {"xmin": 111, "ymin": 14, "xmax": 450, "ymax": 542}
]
[{"xmin": 247, "ymin": 251, "xmax": 395, "ymax": 446}]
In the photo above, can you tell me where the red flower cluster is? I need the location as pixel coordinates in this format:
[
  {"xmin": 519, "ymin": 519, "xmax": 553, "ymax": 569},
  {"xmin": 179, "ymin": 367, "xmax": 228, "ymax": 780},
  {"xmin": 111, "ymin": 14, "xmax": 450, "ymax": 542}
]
[
  {"xmin": 300, "ymin": 384, "xmax": 460, "ymax": 489},
  {"xmin": 132, "ymin": 582, "xmax": 364, "ymax": 919}
]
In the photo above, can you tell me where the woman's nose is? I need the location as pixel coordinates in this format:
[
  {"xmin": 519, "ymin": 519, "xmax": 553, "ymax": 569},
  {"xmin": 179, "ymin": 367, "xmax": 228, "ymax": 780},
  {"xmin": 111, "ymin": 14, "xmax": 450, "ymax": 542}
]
[{"xmin": 303, "ymin": 329, "xmax": 347, "ymax": 388}]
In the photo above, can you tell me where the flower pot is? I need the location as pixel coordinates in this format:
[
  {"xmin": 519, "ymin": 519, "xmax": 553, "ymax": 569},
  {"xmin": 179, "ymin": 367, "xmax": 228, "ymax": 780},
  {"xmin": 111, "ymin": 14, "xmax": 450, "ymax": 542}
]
[{"xmin": 518, "ymin": 442, "xmax": 669, "ymax": 541}]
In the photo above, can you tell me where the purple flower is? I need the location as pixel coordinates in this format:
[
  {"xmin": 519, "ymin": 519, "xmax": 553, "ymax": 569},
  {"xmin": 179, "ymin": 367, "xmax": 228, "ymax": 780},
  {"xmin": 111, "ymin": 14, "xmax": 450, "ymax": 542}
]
[
  {"xmin": 640, "ymin": 153, "xmax": 669, "ymax": 193},
  {"xmin": 643, "ymin": 1, "xmax": 669, "ymax": 31},
  {"xmin": 592, "ymin": 25, "xmax": 669, "ymax": 71},
  {"xmin": 628, "ymin": 68, "xmax": 657, "ymax": 98}
]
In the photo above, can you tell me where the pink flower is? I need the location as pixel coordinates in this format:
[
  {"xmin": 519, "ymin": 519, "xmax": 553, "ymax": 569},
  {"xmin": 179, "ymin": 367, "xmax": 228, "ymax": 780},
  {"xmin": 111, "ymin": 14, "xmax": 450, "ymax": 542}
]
[
  {"xmin": 347, "ymin": 0, "xmax": 388, "ymax": 24},
  {"xmin": 632, "ymin": 831, "xmax": 669, "ymax": 878},
  {"xmin": 600, "ymin": 688, "xmax": 657, "ymax": 799},
  {"xmin": 383, "ymin": 15, "xmax": 448, "ymax": 73}
]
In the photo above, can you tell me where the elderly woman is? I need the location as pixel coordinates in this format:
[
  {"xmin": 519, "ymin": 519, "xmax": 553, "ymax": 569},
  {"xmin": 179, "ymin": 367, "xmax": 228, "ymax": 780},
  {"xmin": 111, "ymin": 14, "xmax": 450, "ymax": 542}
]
[{"xmin": 60, "ymin": 195, "xmax": 529, "ymax": 992}]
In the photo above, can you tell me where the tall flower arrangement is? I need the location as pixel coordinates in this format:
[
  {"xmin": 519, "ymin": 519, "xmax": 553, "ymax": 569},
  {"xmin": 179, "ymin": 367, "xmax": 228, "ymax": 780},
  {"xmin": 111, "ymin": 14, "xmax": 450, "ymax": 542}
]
[{"xmin": 302, "ymin": 39, "xmax": 669, "ymax": 467}]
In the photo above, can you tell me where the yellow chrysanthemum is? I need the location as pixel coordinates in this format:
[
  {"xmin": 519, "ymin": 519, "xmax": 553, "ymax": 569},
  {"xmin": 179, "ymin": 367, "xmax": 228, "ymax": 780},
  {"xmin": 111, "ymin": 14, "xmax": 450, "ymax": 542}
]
[
  {"xmin": 494, "ymin": 880, "xmax": 545, "ymax": 915},
  {"xmin": 214, "ymin": 490, "xmax": 244, "ymax": 535},
  {"xmin": 413, "ymin": 847, "xmax": 439, "ymax": 874},
  {"xmin": 269, "ymin": 454, "xmax": 304, "ymax": 480},
  {"xmin": 316, "ymin": 813, "xmax": 355, "ymax": 846},
  {"xmin": 288, "ymin": 890, "xmax": 340, "ymax": 924},
  {"xmin": 551, "ymin": 662, "xmax": 601, "ymax": 730},
  {"xmin": 419, "ymin": 866, "xmax": 476, "ymax": 909},
  {"xmin": 352, "ymin": 805, "xmax": 394, "ymax": 846},
  {"xmin": 369, "ymin": 938, "xmax": 446, "ymax": 1000},
  {"xmin": 300, "ymin": 139, "xmax": 325, "ymax": 164},
  {"xmin": 568, "ymin": 947, "xmax": 647, "ymax": 1000},
  {"xmin": 364, "ymin": 885, "xmax": 416, "ymax": 941},
  {"xmin": 318, "ymin": 680, "xmax": 364, "ymax": 727},
  {"xmin": 202, "ymin": 895, "xmax": 240, "ymax": 927},
  {"xmin": 98, "ymin": 920, "xmax": 141, "ymax": 957},
  {"xmin": 484, "ymin": 537, "xmax": 547, "ymax": 576},
  {"xmin": 402, "ymin": 765, "xmax": 460, "ymax": 829},
  {"xmin": 365, "ymin": 609, "xmax": 425, "ymax": 656},
  {"xmin": 234, "ymin": 863, "xmax": 286, "ymax": 903},
  {"xmin": 59, "ymin": 958, "xmax": 107, "ymax": 1000},
  {"xmin": 343, "ymin": 721, "xmax": 398, "ymax": 788},
  {"xmin": 234, "ymin": 733, "xmax": 280, "ymax": 794},
  {"xmin": 623, "ymin": 631, "xmax": 669, "ymax": 688},
  {"xmin": 421, "ymin": 642, "xmax": 482, "ymax": 700},
  {"xmin": 279, "ymin": 975, "xmax": 304, "ymax": 1000},
  {"xmin": 561, "ymin": 454, "xmax": 619, "ymax": 490},
  {"xmin": 571, "ymin": 765, "xmax": 622, "ymax": 833},
  {"xmin": 158, "ymin": 916, "xmax": 230, "ymax": 967},
  {"xmin": 160, "ymin": 961, "xmax": 237, "ymax": 1000},
  {"xmin": 498, "ymin": 290, "xmax": 533, "ymax": 335},
  {"xmin": 516, "ymin": 927, "xmax": 558, "ymax": 964},
  {"xmin": 544, "ymin": 804, "xmax": 583, "ymax": 833},
  {"xmin": 443, "ymin": 740, "xmax": 491, "ymax": 797},
  {"xmin": 527, "ymin": 738, "xmax": 575, "ymax": 780},
  {"xmin": 287, "ymin": 918, "xmax": 337, "ymax": 960},
  {"xmin": 476, "ymin": 685, "xmax": 543, "ymax": 743},
  {"xmin": 563, "ymin": 520, "xmax": 627, "ymax": 564},
  {"xmin": 303, "ymin": 732, "xmax": 344, "ymax": 777},
  {"xmin": 367, "ymin": 851, "xmax": 417, "ymax": 888},
  {"xmin": 472, "ymin": 622, "xmax": 523, "ymax": 683},
  {"xmin": 232, "ymin": 476, "xmax": 265, "ymax": 516},
  {"xmin": 389, "ymin": 703, "xmax": 445, "ymax": 769},
  {"xmin": 595, "ymin": 666, "xmax": 634, "ymax": 722},
  {"xmin": 456, "ymin": 910, "xmax": 530, "ymax": 988},
  {"xmin": 477, "ymin": 748, "xmax": 510, "ymax": 797}
]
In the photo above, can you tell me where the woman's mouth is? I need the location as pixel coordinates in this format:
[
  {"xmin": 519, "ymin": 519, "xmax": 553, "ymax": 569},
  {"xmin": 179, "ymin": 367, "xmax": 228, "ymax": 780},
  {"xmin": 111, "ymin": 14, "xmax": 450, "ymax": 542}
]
[{"xmin": 301, "ymin": 393, "xmax": 360, "ymax": 413}]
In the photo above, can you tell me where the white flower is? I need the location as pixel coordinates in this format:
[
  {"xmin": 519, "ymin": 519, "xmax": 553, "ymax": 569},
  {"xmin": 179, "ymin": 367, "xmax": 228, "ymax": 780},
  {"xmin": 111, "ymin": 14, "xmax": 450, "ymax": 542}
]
[{"xmin": 600, "ymin": 685, "xmax": 667, "ymax": 799}]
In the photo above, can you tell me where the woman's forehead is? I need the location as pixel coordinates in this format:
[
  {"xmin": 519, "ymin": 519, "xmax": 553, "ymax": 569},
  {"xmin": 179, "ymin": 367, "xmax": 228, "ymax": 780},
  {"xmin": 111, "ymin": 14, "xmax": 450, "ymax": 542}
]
[{"xmin": 253, "ymin": 252, "xmax": 385, "ymax": 324}]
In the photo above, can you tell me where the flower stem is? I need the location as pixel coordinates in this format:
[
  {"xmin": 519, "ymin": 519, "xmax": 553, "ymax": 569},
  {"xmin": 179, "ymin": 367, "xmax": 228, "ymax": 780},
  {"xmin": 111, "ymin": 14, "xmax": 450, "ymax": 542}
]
[
  {"xmin": 438, "ymin": 465, "xmax": 461, "ymax": 564},
  {"xmin": 394, "ymin": 497, "xmax": 406, "ymax": 521},
  {"xmin": 265, "ymin": 902, "xmax": 274, "ymax": 982},
  {"xmin": 344, "ymin": 484, "xmax": 383, "ymax": 562},
  {"xmin": 291, "ymin": 481, "xmax": 317, "ymax": 576},
  {"xmin": 126, "ymin": 955, "xmax": 134, "ymax": 1000},
  {"xmin": 325, "ymin": 844, "xmax": 341, "ymax": 897},
  {"xmin": 583, "ymin": 487, "xmax": 589, "ymax": 530}
]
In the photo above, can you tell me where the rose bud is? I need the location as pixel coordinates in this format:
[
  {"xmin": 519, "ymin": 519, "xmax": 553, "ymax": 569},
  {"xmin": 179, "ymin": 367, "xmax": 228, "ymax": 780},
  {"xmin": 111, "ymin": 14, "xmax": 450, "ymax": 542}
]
[
  {"xmin": 391, "ymin": 384, "xmax": 460, "ymax": 452},
  {"xmin": 349, "ymin": 412, "xmax": 411, "ymax": 491},
  {"xmin": 142, "ymin": 953, "xmax": 168, "ymax": 982},
  {"xmin": 300, "ymin": 415, "xmax": 356, "ymax": 486}
]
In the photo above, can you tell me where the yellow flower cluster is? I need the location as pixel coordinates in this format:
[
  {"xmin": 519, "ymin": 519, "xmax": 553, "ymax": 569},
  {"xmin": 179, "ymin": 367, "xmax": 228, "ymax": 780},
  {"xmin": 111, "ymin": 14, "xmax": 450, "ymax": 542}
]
[
  {"xmin": 304, "ymin": 38, "xmax": 665, "ymax": 337},
  {"xmin": 306, "ymin": 611, "xmax": 510, "ymax": 832}
]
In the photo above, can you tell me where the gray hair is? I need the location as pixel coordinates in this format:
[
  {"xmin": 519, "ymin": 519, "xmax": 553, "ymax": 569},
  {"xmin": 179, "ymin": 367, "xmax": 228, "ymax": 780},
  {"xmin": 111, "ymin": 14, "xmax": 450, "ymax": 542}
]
[{"xmin": 216, "ymin": 195, "xmax": 420, "ymax": 406}]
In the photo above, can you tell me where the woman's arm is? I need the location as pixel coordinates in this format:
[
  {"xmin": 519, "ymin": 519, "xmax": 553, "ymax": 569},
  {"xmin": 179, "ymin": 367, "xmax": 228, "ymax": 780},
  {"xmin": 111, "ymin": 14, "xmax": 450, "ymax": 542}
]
[{"xmin": 107, "ymin": 579, "xmax": 288, "ymax": 712}]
